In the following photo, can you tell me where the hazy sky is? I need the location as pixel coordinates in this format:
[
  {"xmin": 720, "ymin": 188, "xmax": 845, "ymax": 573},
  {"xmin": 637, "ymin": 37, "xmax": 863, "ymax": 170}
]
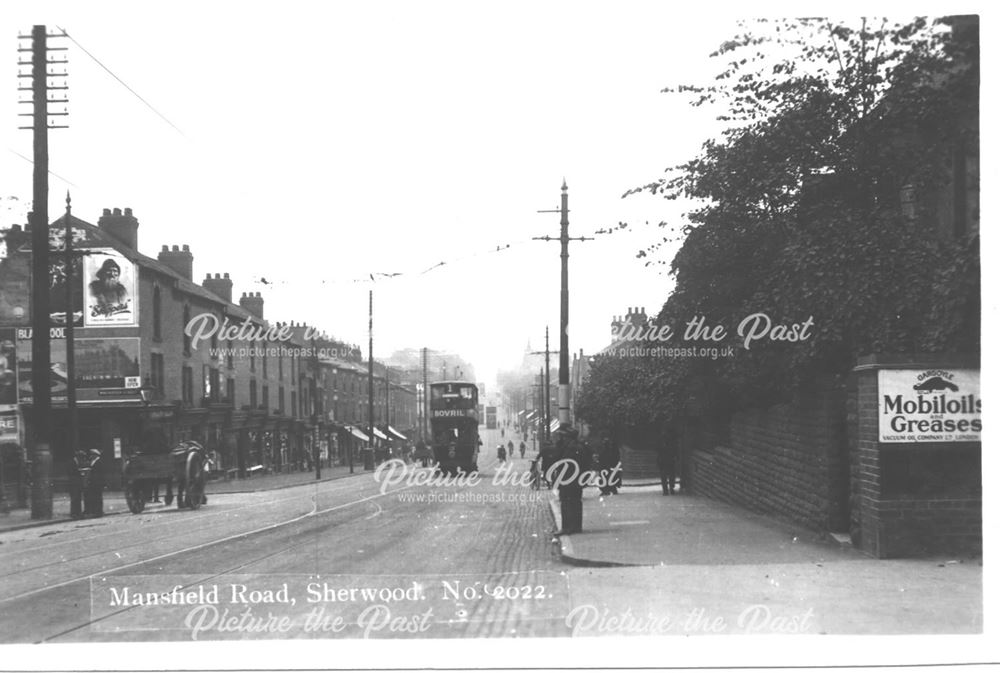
[{"xmin": 1, "ymin": 1, "xmax": 986, "ymax": 385}]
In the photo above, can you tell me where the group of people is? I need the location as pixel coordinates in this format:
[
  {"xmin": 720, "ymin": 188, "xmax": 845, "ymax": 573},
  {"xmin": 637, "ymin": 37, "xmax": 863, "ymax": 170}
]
[{"xmin": 496, "ymin": 439, "xmax": 527, "ymax": 463}]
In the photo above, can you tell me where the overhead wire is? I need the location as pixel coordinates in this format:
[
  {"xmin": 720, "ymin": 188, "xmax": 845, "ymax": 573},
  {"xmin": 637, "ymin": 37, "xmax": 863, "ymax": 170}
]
[
  {"xmin": 54, "ymin": 26, "xmax": 187, "ymax": 138},
  {"xmin": 247, "ymin": 220, "xmax": 647, "ymax": 290}
]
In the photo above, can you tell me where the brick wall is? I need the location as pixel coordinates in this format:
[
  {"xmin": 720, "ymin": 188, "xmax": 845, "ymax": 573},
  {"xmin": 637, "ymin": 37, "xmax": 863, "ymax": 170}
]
[
  {"xmin": 619, "ymin": 444, "xmax": 659, "ymax": 479},
  {"xmin": 688, "ymin": 387, "xmax": 849, "ymax": 533}
]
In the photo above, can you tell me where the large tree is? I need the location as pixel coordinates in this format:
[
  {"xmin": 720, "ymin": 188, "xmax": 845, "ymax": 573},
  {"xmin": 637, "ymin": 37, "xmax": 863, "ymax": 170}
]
[{"xmin": 577, "ymin": 16, "xmax": 979, "ymax": 433}]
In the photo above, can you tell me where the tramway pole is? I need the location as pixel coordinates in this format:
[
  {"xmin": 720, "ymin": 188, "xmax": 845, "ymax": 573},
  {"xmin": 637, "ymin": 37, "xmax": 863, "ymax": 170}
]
[
  {"xmin": 64, "ymin": 193, "xmax": 78, "ymax": 465},
  {"xmin": 534, "ymin": 181, "xmax": 591, "ymax": 429}
]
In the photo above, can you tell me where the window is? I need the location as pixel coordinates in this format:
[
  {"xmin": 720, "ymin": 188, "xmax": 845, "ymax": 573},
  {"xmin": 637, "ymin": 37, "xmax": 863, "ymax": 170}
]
[
  {"xmin": 262, "ymin": 348, "xmax": 268, "ymax": 379},
  {"xmin": 150, "ymin": 353, "xmax": 165, "ymax": 395},
  {"xmin": 250, "ymin": 342, "xmax": 256, "ymax": 372},
  {"xmin": 182, "ymin": 305, "xmax": 191, "ymax": 356},
  {"xmin": 209, "ymin": 367, "xmax": 220, "ymax": 402},
  {"xmin": 278, "ymin": 386, "xmax": 285, "ymax": 415},
  {"xmin": 210, "ymin": 315, "xmax": 219, "ymax": 357},
  {"xmin": 291, "ymin": 391, "xmax": 297, "ymax": 419},
  {"xmin": 182, "ymin": 366, "xmax": 193, "ymax": 405},
  {"xmin": 249, "ymin": 379, "xmax": 258, "ymax": 409},
  {"xmin": 226, "ymin": 339, "xmax": 234, "ymax": 370},
  {"xmin": 226, "ymin": 377, "xmax": 235, "ymax": 407},
  {"xmin": 152, "ymin": 285, "xmax": 162, "ymax": 341},
  {"xmin": 278, "ymin": 354, "xmax": 284, "ymax": 381},
  {"xmin": 262, "ymin": 385, "xmax": 270, "ymax": 411}
]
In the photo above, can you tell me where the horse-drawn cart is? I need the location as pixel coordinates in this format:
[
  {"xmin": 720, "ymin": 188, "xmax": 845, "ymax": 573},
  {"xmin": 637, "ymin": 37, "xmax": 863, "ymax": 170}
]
[{"xmin": 122, "ymin": 440, "xmax": 207, "ymax": 514}]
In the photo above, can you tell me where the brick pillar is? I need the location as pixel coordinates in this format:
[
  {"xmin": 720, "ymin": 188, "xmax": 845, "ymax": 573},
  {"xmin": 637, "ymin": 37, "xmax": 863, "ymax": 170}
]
[{"xmin": 852, "ymin": 354, "xmax": 981, "ymax": 558}]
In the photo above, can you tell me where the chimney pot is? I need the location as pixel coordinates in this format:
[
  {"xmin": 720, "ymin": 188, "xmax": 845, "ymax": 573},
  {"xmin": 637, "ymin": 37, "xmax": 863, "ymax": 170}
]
[
  {"xmin": 223, "ymin": 272, "xmax": 229, "ymax": 279},
  {"xmin": 161, "ymin": 244, "xmax": 168, "ymax": 252},
  {"xmin": 103, "ymin": 208, "xmax": 112, "ymax": 216},
  {"xmin": 172, "ymin": 245, "xmax": 179, "ymax": 252},
  {"xmin": 182, "ymin": 244, "xmax": 190, "ymax": 252},
  {"xmin": 124, "ymin": 207, "xmax": 132, "ymax": 217},
  {"xmin": 112, "ymin": 207, "xmax": 122, "ymax": 216}
]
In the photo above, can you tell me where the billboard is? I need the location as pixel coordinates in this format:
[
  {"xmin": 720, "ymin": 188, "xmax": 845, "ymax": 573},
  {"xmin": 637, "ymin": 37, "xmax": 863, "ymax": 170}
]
[
  {"xmin": 0, "ymin": 412, "xmax": 17, "ymax": 442},
  {"xmin": 0, "ymin": 329, "xmax": 16, "ymax": 409},
  {"xmin": 16, "ymin": 336, "xmax": 141, "ymax": 404},
  {"xmin": 84, "ymin": 249, "xmax": 138, "ymax": 327},
  {"xmin": 878, "ymin": 369, "xmax": 981, "ymax": 443}
]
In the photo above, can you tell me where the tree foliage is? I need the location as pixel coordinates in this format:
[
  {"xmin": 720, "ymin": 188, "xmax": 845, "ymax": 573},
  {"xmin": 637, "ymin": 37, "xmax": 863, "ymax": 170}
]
[{"xmin": 579, "ymin": 16, "xmax": 979, "ymax": 435}]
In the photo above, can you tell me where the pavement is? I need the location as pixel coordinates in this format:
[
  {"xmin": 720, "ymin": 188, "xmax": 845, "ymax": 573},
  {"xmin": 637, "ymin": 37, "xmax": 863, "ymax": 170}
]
[
  {"xmin": 547, "ymin": 480, "xmax": 983, "ymax": 634},
  {"xmin": 0, "ymin": 464, "xmax": 368, "ymax": 533}
]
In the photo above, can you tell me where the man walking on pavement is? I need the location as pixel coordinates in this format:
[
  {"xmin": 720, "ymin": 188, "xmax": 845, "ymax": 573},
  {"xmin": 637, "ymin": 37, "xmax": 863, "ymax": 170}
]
[{"xmin": 657, "ymin": 435, "xmax": 678, "ymax": 495}]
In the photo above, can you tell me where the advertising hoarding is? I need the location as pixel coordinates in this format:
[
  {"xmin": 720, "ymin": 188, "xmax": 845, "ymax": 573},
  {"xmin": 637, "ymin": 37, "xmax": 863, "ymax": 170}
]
[
  {"xmin": 878, "ymin": 369, "xmax": 981, "ymax": 443},
  {"xmin": 83, "ymin": 249, "xmax": 138, "ymax": 327},
  {"xmin": 16, "ymin": 336, "xmax": 141, "ymax": 404}
]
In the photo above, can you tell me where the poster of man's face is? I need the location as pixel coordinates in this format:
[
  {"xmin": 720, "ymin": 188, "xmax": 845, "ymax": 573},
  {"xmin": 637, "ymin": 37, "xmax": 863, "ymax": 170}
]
[{"xmin": 83, "ymin": 249, "xmax": 137, "ymax": 327}]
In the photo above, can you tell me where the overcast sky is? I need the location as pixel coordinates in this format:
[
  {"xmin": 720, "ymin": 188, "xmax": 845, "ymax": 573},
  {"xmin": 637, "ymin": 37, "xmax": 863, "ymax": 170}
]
[{"xmin": 1, "ymin": 1, "xmax": 991, "ymax": 385}]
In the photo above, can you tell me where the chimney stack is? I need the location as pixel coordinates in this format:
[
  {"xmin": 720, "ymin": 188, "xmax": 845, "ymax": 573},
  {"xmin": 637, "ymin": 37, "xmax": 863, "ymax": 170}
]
[
  {"xmin": 203, "ymin": 272, "xmax": 233, "ymax": 303},
  {"xmin": 98, "ymin": 206, "xmax": 140, "ymax": 250},
  {"xmin": 239, "ymin": 291, "xmax": 264, "ymax": 319},
  {"xmin": 157, "ymin": 244, "xmax": 194, "ymax": 281},
  {"xmin": 2, "ymin": 223, "xmax": 29, "ymax": 254}
]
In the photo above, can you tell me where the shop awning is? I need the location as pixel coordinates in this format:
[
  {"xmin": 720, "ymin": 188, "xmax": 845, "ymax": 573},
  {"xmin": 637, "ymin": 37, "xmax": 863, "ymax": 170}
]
[
  {"xmin": 549, "ymin": 418, "xmax": 560, "ymax": 433},
  {"xmin": 347, "ymin": 426, "xmax": 370, "ymax": 442},
  {"xmin": 372, "ymin": 427, "xmax": 389, "ymax": 441},
  {"xmin": 525, "ymin": 411, "xmax": 538, "ymax": 420},
  {"xmin": 387, "ymin": 425, "xmax": 407, "ymax": 441}
]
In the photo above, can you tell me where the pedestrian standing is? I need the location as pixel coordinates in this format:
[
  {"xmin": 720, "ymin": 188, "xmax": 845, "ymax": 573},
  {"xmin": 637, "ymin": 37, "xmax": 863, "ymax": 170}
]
[
  {"xmin": 598, "ymin": 438, "xmax": 622, "ymax": 495},
  {"xmin": 554, "ymin": 426, "xmax": 587, "ymax": 534},
  {"xmin": 657, "ymin": 438, "xmax": 678, "ymax": 496},
  {"xmin": 519, "ymin": 441, "xmax": 525, "ymax": 459},
  {"xmin": 69, "ymin": 450, "xmax": 87, "ymax": 519},
  {"xmin": 83, "ymin": 449, "xmax": 105, "ymax": 517}
]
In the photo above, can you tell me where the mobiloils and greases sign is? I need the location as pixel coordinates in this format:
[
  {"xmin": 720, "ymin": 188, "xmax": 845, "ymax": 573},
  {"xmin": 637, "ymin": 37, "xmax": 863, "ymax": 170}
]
[{"xmin": 878, "ymin": 369, "xmax": 981, "ymax": 443}]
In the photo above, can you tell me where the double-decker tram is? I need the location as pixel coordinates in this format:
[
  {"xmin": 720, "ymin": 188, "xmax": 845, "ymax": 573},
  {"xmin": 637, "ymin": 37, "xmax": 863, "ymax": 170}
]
[{"xmin": 429, "ymin": 381, "xmax": 480, "ymax": 475}]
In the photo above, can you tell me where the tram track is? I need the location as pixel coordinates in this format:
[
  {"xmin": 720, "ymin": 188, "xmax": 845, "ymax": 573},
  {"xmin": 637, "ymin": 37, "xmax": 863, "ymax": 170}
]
[
  {"xmin": 0, "ymin": 482, "xmax": 417, "ymax": 608},
  {"xmin": 0, "ymin": 477, "xmax": 370, "ymax": 582}
]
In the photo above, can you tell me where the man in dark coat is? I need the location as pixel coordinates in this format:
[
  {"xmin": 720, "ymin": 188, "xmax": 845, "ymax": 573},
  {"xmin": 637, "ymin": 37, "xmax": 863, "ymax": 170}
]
[
  {"xmin": 598, "ymin": 438, "xmax": 622, "ymax": 495},
  {"xmin": 83, "ymin": 449, "xmax": 104, "ymax": 517},
  {"xmin": 69, "ymin": 450, "xmax": 88, "ymax": 519},
  {"xmin": 553, "ymin": 426, "xmax": 587, "ymax": 534},
  {"xmin": 657, "ymin": 438, "xmax": 678, "ymax": 495}
]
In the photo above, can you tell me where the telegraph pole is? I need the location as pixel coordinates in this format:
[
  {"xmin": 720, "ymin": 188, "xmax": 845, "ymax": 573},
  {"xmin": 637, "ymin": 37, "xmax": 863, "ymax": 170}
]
[
  {"xmin": 535, "ymin": 181, "xmax": 592, "ymax": 429},
  {"xmin": 366, "ymin": 289, "xmax": 374, "ymax": 470},
  {"xmin": 18, "ymin": 25, "xmax": 68, "ymax": 519},
  {"xmin": 529, "ymin": 326, "xmax": 552, "ymax": 442}
]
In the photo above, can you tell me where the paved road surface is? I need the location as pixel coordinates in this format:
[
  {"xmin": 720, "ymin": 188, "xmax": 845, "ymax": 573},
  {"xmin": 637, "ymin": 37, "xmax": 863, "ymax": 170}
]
[{"xmin": 0, "ymin": 447, "xmax": 564, "ymax": 643}]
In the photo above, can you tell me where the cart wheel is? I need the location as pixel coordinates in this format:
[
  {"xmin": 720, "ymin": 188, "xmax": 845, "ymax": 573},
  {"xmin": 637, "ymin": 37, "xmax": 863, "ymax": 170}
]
[
  {"xmin": 184, "ymin": 451, "xmax": 206, "ymax": 510},
  {"xmin": 125, "ymin": 482, "xmax": 146, "ymax": 514}
]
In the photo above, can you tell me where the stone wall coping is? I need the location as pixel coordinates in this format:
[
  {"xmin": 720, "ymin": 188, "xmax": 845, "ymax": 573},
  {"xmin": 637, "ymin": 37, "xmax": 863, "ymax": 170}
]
[{"xmin": 854, "ymin": 353, "xmax": 980, "ymax": 371}]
